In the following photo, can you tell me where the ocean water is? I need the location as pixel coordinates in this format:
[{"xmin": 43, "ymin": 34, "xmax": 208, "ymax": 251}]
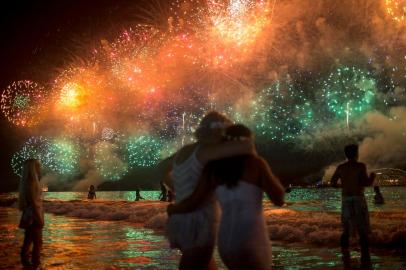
[
  {"xmin": 24, "ymin": 186, "xmax": 406, "ymax": 212},
  {"xmin": 0, "ymin": 188, "xmax": 405, "ymax": 269}
]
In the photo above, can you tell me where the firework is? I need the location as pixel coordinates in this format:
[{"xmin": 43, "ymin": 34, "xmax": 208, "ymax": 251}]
[
  {"xmin": 105, "ymin": 26, "xmax": 169, "ymax": 91},
  {"xmin": 48, "ymin": 138, "xmax": 80, "ymax": 175},
  {"xmin": 102, "ymin": 128, "xmax": 115, "ymax": 140},
  {"xmin": 11, "ymin": 137, "xmax": 53, "ymax": 176},
  {"xmin": 4, "ymin": 0, "xmax": 404, "ymax": 183},
  {"xmin": 1, "ymin": 81, "xmax": 46, "ymax": 127},
  {"xmin": 205, "ymin": 0, "xmax": 271, "ymax": 69},
  {"xmin": 94, "ymin": 141, "xmax": 129, "ymax": 180},
  {"xmin": 320, "ymin": 66, "xmax": 376, "ymax": 124},
  {"xmin": 53, "ymin": 67, "xmax": 107, "ymax": 111},
  {"xmin": 208, "ymin": 0, "xmax": 270, "ymax": 46},
  {"xmin": 385, "ymin": 0, "xmax": 405, "ymax": 23},
  {"xmin": 252, "ymin": 79, "xmax": 313, "ymax": 141},
  {"xmin": 169, "ymin": 0, "xmax": 207, "ymax": 33},
  {"xmin": 126, "ymin": 135, "xmax": 163, "ymax": 167},
  {"xmin": 52, "ymin": 66, "xmax": 110, "ymax": 139}
]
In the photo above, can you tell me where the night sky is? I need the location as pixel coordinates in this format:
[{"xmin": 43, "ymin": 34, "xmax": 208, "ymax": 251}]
[
  {"xmin": 0, "ymin": 1, "xmax": 404, "ymax": 191},
  {"xmin": 0, "ymin": 0, "xmax": 144, "ymax": 191}
]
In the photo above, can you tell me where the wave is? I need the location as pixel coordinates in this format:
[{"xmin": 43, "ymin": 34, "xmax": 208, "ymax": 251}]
[
  {"xmin": 2, "ymin": 198, "xmax": 405, "ymax": 248},
  {"xmin": 264, "ymin": 208, "xmax": 406, "ymax": 248}
]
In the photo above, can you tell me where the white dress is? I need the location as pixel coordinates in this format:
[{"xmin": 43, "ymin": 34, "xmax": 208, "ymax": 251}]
[
  {"xmin": 166, "ymin": 147, "xmax": 219, "ymax": 250},
  {"xmin": 216, "ymin": 181, "xmax": 271, "ymax": 270}
]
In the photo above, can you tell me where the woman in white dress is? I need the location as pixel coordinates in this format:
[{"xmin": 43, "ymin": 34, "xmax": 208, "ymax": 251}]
[
  {"xmin": 166, "ymin": 112, "xmax": 256, "ymax": 270},
  {"xmin": 168, "ymin": 124, "xmax": 285, "ymax": 270},
  {"xmin": 18, "ymin": 159, "xmax": 44, "ymax": 268}
]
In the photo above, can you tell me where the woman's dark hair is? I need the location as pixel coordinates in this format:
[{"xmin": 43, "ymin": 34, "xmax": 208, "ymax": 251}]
[
  {"xmin": 194, "ymin": 111, "xmax": 232, "ymax": 141},
  {"xmin": 207, "ymin": 124, "xmax": 253, "ymax": 188}
]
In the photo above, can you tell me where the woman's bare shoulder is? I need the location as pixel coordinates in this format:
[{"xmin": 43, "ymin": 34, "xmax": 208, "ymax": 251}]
[{"xmin": 175, "ymin": 143, "xmax": 198, "ymax": 164}]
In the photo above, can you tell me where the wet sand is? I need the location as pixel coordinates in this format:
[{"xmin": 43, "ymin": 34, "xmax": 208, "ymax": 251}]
[{"xmin": 1, "ymin": 206, "xmax": 405, "ymax": 269}]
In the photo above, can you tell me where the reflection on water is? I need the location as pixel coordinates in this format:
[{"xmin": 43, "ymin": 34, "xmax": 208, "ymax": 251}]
[
  {"xmin": 1, "ymin": 207, "xmax": 405, "ymax": 269},
  {"xmin": 38, "ymin": 186, "xmax": 406, "ymax": 212},
  {"xmin": 4, "ymin": 187, "xmax": 405, "ymax": 212},
  {"xmin": 0, "ymin": 207, "xmax": 179, "ymax": 269},
  {"xmin": 282, "ymin": 187, "xmax": 406, "ymax": 212}
]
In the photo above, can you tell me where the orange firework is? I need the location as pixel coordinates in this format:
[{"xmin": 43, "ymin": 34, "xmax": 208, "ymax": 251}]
[
  {"xmin": 385, "ymin": 0, "xmax": 406, "ymax": 23},
  {"xmin": 206, "ymin": 0, "xmax": 271, "ymax": 68},
  {"xmin": 52, "ymin": 66, "xmax": 108, "ymax": 135},
  {"xmin": 59, "ymin": 82, "xmax": 86, "ymax": 108}
]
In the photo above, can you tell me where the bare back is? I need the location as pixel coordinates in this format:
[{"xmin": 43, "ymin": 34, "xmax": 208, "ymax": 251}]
[
  {"xmin": 216, "ymin": 155, "xmax": 285, "ymax": 206},
  {"xmin": 332, "ymin": 161, "xmax": 369, "ymax": 197}
]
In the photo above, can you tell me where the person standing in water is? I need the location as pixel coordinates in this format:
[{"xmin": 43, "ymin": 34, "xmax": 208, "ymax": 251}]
[
  {"xmin": 18, "ymin": 159, "xmax": 44, "ymax": 268},
  {"xmin": 168, "ymin": 124, "xmax": 284, "ymax": 270},
  {"xmin": 135, "ymin": 188, "xmax": 144, "ymax": 201},
  {"xmin": 87, "ymin": 185, "xmax": 97, "ymax": 200},
  {"xmin": 331, "ymin": 144, "xmax": 376, "ymax": 264},
  {"xmin": 373, "ymin": 186, "xmax": 385, "ymax": 205},
  {"xmin": 166, "ymin": 111, "xmax": 256, "ymax": 270}
]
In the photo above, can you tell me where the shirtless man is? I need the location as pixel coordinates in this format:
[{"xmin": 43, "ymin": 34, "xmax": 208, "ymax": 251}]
[{"xmin": 331, "ymin": 144, "xmax": 375, "ymax": 261}]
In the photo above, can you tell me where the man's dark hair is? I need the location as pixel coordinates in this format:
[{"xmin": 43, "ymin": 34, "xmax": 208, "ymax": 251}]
[{"xmin": 344, "ymin": 144, "xmax": 358, "ymax": 159}]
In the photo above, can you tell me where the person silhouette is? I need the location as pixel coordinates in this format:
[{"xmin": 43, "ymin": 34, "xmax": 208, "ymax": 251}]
[
  {"xmin": 87, "ymin": 185, "xmax": 96, "ymax": 199},
  {"xmin": 168, "ymin": 124, "xmax": 285, "ymax": 269},
  {"xmin": 18, "ymin": 159, "xmax": 44, "ymax": 268},
  {"xmin": 331, "ymin": 144, "xmax": 376, "ymax": 265},
  {"xmin": 135, "ymin": 188, "xmax": 144, "ymax": 201},
  {"xmin": 166, "ymin": 111, "xmax": 256, "ymax": 270},
  {"xmin": 374, "ymin": 186, "xmax": 385, "ymax": 205},
  {"xmin": 159, "ymin": 180, "xmax": 168, "ymax": 202}
]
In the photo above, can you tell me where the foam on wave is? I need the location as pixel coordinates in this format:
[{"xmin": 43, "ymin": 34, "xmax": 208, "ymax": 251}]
[{"xmin": 2, "ymin": 199, "xmax": 405, "ymax": 248}]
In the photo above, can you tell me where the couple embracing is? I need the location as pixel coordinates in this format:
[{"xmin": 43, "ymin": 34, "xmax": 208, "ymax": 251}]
[{"xmin": 165, "ymin": 111, "xmax": 285, "ymax": 270}]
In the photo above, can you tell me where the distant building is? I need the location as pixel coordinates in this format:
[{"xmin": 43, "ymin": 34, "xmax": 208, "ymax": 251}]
[{"xmin": 372, "ymin": 168, "xmax": 406, "ymax": 186}]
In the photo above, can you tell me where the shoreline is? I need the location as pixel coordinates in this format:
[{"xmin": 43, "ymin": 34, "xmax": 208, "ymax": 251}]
[{"xmin": 1, "ymin": 197, "xmax": 405, "ymax": 249}]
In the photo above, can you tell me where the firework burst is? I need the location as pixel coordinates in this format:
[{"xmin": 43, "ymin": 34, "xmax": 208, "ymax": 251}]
[
  {"xmin": 11, "ymin": 137, "xmax": 53, "ymax": 176},
  {"xmin": 94, "ymin": 141, "xmax": 129, "ymax": 180},
  {"xmin": 1, "ymin": 81, "xmax": 47, "ymax": 127},
  {"xmin": 252, "ymin": 78, "xmax": 313, "ymax": 141},
  {"xmin": 48, "ymin": 138, "xmax": 80, "ymax": 175},
  {"xmin": 320, "ymin": 66, "xmax": 376, "ymax": 125},
  {"xmin": 126, "ymin": 135, "xmax": 163, "ymax": 167},
  {"xmin": 385, "ymin": 0, "xmax": 406, "ymax": 23}
]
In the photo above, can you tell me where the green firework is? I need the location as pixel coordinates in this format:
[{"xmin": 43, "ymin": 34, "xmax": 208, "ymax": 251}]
[
  {"xmin": 321, "ymin": 66, "xmax": 376, "ymax": 120},
  {"xmin": 94, "ymin": 141, "xmax": 128, "ymax": 180},
  {"xmin": 252, "ymin": 80, "xmax": 313, "ymax": 142},
  {"xmin": 126, "ymin": 135, "xmax": 163, "ymax": 167},
  {"xmin": 48, "ymin": 138, "xmax": 80, "ymax": 174}
]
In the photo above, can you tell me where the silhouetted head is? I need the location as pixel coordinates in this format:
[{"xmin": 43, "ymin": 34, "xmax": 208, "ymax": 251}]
[
  {"xmin": 344, "ymin": 144, "xmax": 358, "ymax": 161},
  {"xmin": 195, "ymin": 111, "xmax": 232, "ymax": 143},
  {"xmin": 89, "ymin": 185, "xmax": 95, "ymax": 191},
  {"xmin": 224, "ymin": 124, "xmax": 253, "ymax": 141},
  {"xmin": 374, "ymin": 186, "xmax": 381, "ymax": 193},
  {"xmin": 22, "ymin": 159, "xmax": 41, "ymax": 182},
  {"xmin": 208, "ymin": 124, "xmax": 253, "ymax": 188}
]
